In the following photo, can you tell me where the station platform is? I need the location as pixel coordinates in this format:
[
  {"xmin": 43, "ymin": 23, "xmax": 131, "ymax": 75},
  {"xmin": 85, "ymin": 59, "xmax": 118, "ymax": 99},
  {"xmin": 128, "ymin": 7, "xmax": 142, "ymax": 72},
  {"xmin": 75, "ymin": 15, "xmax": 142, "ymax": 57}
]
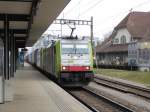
[{"xmin": 0, "ymin": 63, "xmax": 91, "ymax": 112}]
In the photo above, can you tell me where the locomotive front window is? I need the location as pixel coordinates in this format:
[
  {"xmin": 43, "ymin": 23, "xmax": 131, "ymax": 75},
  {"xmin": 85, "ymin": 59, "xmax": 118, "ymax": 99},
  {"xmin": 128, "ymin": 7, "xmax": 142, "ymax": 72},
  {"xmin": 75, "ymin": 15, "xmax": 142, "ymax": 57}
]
[
  {"xmin": 62, "ymin": 44, "xmax": 75, "ymax": 54},
  {"xmin": 76, "ymin": 45, "xmax": 89, "ymax": 54}
]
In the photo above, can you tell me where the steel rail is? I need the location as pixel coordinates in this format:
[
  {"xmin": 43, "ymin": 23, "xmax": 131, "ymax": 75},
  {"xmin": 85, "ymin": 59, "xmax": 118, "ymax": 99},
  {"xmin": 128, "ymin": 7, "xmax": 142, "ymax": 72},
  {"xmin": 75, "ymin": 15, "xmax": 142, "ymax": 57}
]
[
  {"xmin": 67, "ymin": 87, "xmax": 135, "ymax": 112},
  {"xmin": 66, "ymin": 88, "xmax": 99, "ymax": 112},
  {"xmin": 94, "ymin": 76, "xmax": 150, "ymax": 99}
]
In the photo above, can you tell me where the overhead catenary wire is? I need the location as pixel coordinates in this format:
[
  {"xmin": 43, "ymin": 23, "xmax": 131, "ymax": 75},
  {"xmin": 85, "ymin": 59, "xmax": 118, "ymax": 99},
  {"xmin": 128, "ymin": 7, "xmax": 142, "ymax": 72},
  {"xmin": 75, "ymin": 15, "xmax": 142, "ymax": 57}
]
[
  {"xmin": 94, "ymin": 0, "xmax": 150, "ymax": 33},
  {"xmin": 64, "ymin": 0, "xmax": 101, "ymax": 18},
  {"xmin": 61, "ymin": 0, "xmax": 150, "ymax": 24},
  {"xmin": 82, "ymin": 0, "xmax": 100, "ymax": 8},
  {"xmin": 132, "ymin": 0, "xmax": 150, "ymax": 9},
  {"xmin": 77, "ymin": 0, "xmax": 101, "ymax": 18},
  {"xmin": 104, "ymin": 0, "xmax": 150, "ymax": 23},
  {"xmin": 50, "ymin": 0, "xmax": 150, "ymax": 37},
  {"xmin": 78, "ymin": 0, "xmax": 105, "ymax": 17},
  {"xmin": 64, "ymin": 0, "xmax": 83, "ymax": 17}
]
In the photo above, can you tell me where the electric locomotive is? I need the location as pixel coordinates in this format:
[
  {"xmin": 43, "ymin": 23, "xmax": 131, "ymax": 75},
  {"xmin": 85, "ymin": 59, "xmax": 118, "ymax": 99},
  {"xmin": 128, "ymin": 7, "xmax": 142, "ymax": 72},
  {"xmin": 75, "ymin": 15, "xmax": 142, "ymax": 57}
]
[{"xmin": 59, "ymin": 37, "xmax": 94, "ymax": 86}]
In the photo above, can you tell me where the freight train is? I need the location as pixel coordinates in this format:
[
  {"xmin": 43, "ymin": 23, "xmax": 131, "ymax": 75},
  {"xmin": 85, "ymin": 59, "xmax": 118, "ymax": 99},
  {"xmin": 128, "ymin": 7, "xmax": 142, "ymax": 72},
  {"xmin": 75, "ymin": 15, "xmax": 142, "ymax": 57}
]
[{"xmin": 26, "ymin": 37, "xmax": 94, "ymax": 86}]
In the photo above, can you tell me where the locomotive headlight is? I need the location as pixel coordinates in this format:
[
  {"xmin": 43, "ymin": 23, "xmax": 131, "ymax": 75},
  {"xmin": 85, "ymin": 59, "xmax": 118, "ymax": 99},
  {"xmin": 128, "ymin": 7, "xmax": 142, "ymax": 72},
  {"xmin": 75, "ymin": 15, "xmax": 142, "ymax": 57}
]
[
  {"xmin": 73, "ymin": 56, "xmax": 78, "ymax": 59},
  {"xmin": 62, "ymin": 66, "xmax": 66, "ymax": 70},
  {"xmin": 85, "ymin": 66, "xmax": 90, "ymax": 70}
]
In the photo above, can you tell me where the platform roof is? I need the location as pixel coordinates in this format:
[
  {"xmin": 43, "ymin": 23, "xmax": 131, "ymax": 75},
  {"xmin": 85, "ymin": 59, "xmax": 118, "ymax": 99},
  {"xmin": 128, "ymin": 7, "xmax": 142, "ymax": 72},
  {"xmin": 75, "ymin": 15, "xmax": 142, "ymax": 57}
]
[{"xmin": 0, "ymin": 0, "xmax": 70, "ymax": 48}]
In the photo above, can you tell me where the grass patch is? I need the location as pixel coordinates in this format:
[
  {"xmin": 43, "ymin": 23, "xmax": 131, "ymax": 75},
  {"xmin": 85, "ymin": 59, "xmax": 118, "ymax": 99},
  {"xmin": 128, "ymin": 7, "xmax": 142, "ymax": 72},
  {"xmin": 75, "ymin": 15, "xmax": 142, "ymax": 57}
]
[{"xmin": 94, "ymin": 68, "xmax": 150, "ymax": 86}]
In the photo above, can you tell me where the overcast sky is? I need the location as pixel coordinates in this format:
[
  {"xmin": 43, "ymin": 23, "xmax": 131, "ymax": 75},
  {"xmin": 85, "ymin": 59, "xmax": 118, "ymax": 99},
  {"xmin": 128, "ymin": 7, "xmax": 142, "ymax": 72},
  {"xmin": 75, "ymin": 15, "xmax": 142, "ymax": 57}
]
[{"xmin": 46, "ymin": 0, "xmax": 150, "ymax": 41}]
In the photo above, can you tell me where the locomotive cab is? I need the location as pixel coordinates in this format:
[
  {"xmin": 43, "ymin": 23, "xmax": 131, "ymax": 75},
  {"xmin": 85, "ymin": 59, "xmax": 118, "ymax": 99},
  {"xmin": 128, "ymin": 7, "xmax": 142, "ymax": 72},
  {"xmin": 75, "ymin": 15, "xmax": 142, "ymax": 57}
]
[{"xmin": 60, "ymin": 39, "xmax": 94, "ymax": 86}]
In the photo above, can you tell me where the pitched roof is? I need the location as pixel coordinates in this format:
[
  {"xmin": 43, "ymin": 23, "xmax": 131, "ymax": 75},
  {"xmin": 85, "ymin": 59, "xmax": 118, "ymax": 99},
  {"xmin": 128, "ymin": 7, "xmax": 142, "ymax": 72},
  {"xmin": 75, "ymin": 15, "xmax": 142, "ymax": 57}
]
[
  {"xmin": 96, "ymin": 43, "xmax": 128, "ymax": 53},
  {"xmin": 115, "ymin": 11, "xmax": 150, "ymax": 39},
  {"xmin": 96, "ymin": 11, "xmax": 150, "ymax": 53}
]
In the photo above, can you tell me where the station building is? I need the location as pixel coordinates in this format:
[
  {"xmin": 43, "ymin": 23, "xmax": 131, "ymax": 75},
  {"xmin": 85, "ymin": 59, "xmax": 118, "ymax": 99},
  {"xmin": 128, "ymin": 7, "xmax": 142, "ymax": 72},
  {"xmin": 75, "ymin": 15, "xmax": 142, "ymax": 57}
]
[{"xmin": 96, "ymin": 11, "xmax": 150, "ymax": 69}]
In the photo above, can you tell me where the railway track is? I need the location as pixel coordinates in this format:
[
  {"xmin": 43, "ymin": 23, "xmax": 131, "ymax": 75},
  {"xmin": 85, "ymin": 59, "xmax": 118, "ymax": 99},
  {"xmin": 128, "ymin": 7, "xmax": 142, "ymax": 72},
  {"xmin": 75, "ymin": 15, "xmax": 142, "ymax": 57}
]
[
  {"xmin": 94, "ymin": 76, "xmax": 150, "ymax": 100},
  {"xmin": 66, "ymin": 87, "xmax": 134, "ymax": 112}
]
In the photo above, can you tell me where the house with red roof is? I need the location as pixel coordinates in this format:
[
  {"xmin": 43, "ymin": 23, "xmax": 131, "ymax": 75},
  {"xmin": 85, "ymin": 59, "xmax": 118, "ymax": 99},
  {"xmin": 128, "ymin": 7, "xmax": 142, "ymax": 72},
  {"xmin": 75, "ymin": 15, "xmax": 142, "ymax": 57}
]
[{"xmin": 96, "ymin": 11, "xmax": 150, "ymax": 68}]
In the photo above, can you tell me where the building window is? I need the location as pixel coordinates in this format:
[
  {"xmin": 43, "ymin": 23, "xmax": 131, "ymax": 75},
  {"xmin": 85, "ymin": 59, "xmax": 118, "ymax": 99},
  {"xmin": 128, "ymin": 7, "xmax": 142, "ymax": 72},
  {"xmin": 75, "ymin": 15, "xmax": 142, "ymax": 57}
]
[
  {"xmin": 114, "ymin": 38, "xmax": 119, "ymax": 44},
  {"xmin": 121, "ymin": 35, "xmax": 126, "ymax": 44}
]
